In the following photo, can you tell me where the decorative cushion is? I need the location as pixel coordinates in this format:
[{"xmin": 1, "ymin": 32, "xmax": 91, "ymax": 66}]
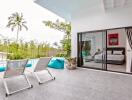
[
  {"xmin": 113, "ymin": 50, "xmax": 123, "ymax": 55},
  {"xmin": 48, "ymin": 57, "xmax": 65, "ymax": 69}
]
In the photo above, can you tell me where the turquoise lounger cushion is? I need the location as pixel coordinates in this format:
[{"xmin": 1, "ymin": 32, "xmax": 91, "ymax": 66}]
[
  {"xmin": 48, "ymin": 57, "xmax": 64, "ymax": 69},
  {"xmin": 0, "ymin": 63, "xmax": 32, "ymax": 72},
  {"xmin": 0, "ymin": 66, "xmax": 6, "ymax": 72}
]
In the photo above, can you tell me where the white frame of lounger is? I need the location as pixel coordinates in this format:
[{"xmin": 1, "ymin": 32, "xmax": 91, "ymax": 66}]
[
  {"xmin": 3, "ymin": 59, "xmax": 33, "ymax": 97},
  {"xmin": 34, "ymin": 57, "xmax": 55, "ymax": 84}
]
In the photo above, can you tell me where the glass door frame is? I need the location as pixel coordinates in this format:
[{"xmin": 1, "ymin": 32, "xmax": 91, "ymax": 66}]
[
  {"xmin": 77, "ymin": 30, "xmax": 107, "ymax": 71},
  {"xmin": 77, "ymin": 26, "xmax": 132, "ymax": 74}
]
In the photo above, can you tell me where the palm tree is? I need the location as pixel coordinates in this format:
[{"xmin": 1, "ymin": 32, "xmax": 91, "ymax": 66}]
[{"xmin": 7, "ymin": 12, "xmax": 28, "ymax": 42}]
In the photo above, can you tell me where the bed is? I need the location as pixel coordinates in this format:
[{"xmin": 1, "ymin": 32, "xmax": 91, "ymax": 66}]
[{"xmin": 94, "ymin": 47, "xmax": 125, "ymax": 65}]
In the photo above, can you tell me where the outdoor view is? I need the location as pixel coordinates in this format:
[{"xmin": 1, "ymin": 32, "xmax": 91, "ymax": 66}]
[
  {"xmin": 0, "ymin": 15, "xmax": 71, "ymax": 60},
  {"xmin": 0, "ymin": 0, "xmax": 74, "ymax": 97},
  {"xmin": 0, "ymin": 0, "xmax": 71, "ymax": 60}
]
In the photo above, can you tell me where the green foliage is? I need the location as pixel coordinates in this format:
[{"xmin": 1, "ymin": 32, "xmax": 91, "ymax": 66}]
[
  {"xmin": 8, "ymin": 52, "xmax": 25, "ymax": 60},
  {"xmin": 82, "ymin": 41, "xmax": 91, "ymax": 56},
  {"xmin": 43, "ymin": 20, "xmax": 71, "ymax": 37},
  {"xmin": 60, "ymin": 38, "xmax": 71, "ymax": 57},
  {"xmin": 43, "ymin": 19, "xmax": 71, "ymax": 57},
  {"xmin": 0, "ymin": 39, "xmax": 57, "ymax": 60},
  {"xmin": 56, "ymin": 51, "xmax": 67, "ymax": 57},
  {"xmin": 7, "ymin": 12, "xmax": 28, "ymax": 41}
]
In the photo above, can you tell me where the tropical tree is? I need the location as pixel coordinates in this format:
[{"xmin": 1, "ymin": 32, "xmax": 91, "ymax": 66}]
[
  {"xmin": 43, "ymin": 19, "xmax": 71, "ymax": 39},
  {"xmin": 43, "ymin": 20, "xmax": 71, "ymax": 57},
  {"xmin": 53, "ymin": 42, "xmax": 59, "ymax": 48},
  {"xmin": 7, "ymin": 12, "xmax": 28, "ymax": 41}
]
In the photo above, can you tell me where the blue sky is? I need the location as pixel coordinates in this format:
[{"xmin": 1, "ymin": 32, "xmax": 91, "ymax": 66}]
[{"xmin": 0, "ymin": 0, "xmax": 65, "ymax": 45}]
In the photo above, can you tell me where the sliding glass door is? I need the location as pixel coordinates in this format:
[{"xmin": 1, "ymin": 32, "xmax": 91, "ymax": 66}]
[
  {"xmin": 106, "ymin": 28, "xmax": 127, "ymax": 73},
  {"xmin": 78, "ymin": 31, "xmax": 107, "ymax": 70},
  {"xmin": 77, "ymin": 27, "xmax": 129, "ymax": 74}
]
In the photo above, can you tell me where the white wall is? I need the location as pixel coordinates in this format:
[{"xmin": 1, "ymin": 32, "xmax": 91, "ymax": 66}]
[
  {"xmin": 107, "ymin": 29, "xmax": 126, "ymax": 48},
  {"xmin": 126, "ymin": 38, "xmax": 132, "ymax": 72},
  {"xmin": 71, "ymin": 7, "xmax": 132, "ymax": 57}
]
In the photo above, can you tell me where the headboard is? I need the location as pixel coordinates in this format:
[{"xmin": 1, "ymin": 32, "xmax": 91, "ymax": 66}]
[{"xmin": 107, "ymin": 47, "xmax": 125, "ymax": 55}]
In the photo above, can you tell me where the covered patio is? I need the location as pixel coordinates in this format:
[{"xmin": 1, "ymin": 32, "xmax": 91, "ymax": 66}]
[
  {"xmin": 0, "ymin": 68, "xmax": 132, "ymax": 100},
  {"xmin": 35, "ymin": 0, "xmax": 132, "ymax": 73},
  {"xmin": 0, "ymin": 0, "xmax": 132, "ymax": 99}
]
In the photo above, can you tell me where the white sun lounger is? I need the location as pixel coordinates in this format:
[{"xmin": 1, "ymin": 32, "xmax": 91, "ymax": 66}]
[
  {"xmin": 3, "ymin": 59, "xmax": 33, "ymax": 96},
  {"xmin": 33, "ymin": 57, "xmax": 55, "ymax": 84}
]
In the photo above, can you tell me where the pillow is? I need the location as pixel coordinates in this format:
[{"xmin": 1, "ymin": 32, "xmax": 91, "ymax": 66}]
[
  {"xmin": 107, "ymin": 50, "xmax": 112, "ymax": 55},
  {"xmin": 113, "ymin": 50, "xmax": 123, "ymax": 55}
]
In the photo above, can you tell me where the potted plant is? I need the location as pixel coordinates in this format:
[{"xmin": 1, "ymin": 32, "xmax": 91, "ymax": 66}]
[{"xmin": 66, "ymin": 57, "xmax": 77, "ymax": 70}]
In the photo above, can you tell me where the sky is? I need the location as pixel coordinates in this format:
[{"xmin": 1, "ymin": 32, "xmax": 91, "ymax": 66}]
[{"xmin": 0, "ymin": 0, "xmax": 65, "ymax": 45}]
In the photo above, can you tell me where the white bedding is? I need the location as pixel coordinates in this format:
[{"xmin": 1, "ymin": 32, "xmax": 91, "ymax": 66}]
[{"xmin": 95, "ymin": 54, "xmax": 124, "ymax": 61}]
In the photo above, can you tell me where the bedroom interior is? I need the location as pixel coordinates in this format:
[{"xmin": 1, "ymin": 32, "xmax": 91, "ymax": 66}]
[{"xmin": 78, "ymin": 27, "xmax": 130, "ymax": 73}]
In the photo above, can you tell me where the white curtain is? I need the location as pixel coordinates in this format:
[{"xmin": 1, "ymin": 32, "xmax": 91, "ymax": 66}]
[
  {"xmin": 126, "ymin": 28, "xmax": 132, "ymax": 72},
  {"xmin": 126, "ymin": 28, "xmax": 132, "ymax": 49}
]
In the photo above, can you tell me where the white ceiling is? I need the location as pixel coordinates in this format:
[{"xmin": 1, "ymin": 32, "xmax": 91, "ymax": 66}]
[
  {"xmin": 104, "ymin": 0, "xmax": 132, "ymax": 9},
  {"xmin": 35, "ymin": 0, "xmax": 132, "ymax": 21}
]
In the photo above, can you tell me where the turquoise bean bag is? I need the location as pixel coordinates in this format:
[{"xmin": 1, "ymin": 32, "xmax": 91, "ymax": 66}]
[
  {"xmin": 48, "ymin": 57, "xmax": 64, "ymax": 69},
  {"xmin": 0, "ymin": 66, "xmax": 6, "ymax": 72}
]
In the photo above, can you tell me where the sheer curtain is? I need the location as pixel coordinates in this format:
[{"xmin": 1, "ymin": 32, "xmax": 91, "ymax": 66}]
[
  {"xmin": 126, "ymin": 28, "xmax": 132, "ymax": 72},
  {"xmin": 126, "ymin": 28, "xmax": 132, "ymax": 49}
]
